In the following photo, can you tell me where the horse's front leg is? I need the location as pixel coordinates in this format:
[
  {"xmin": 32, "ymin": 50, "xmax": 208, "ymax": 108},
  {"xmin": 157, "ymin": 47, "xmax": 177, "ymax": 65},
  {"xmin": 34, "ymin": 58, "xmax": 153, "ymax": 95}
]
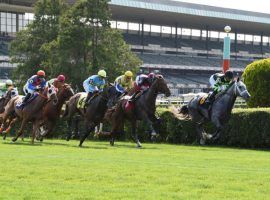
[
  {"xmin": 142, "ymin": 112, "xmax": 157, "ymax": 142},
  {"xmin": 211, "ymin": 116, "xmax": 224, "ymax": 141},
  {"xmin": 79, "ymin": 121, "xmax": 95, "ymax": 147},
  {"xmin": 131, "ymin": 120, "xmax": 141, "ymax": 148}
]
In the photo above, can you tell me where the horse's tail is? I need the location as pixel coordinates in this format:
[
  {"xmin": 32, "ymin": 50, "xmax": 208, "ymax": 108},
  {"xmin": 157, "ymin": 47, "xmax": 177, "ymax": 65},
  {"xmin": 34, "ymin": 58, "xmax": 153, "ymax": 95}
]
[
  {"xmin": 179, "ymin": 105, "xmax": 189, "ymax": 116},
  {"xmin": 62, "ymin": 102, "xmax": 69, "ymax": 118}
]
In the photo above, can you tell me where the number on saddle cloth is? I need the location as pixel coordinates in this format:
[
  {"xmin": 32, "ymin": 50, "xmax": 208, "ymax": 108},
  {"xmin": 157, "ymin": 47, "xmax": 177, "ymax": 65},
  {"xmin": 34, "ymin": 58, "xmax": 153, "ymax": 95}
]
[
  {"xmin": 77, "ymin": 93, "xmax": 87, "ymax": 109},
  {"xmin": 199, "ymin": 94, "xmax": 209, "ymax": 106},
  {"xmin": 16, "ymin": 93, "xmax": 39, "ymax": 109}
]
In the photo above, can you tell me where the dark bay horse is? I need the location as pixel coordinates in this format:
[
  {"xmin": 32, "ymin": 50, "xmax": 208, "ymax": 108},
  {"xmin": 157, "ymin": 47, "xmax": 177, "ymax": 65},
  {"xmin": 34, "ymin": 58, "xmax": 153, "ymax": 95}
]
[
  {"xmin": 64, "ymin": 85, "xmax": 118, "ymax": 146},
  {"xmin": 109, "ymin": 75, "xmax": 171, "ymax": 147},
  {"xmin": 180, "ymin": 78, "xmax": 250, "ymax": 145},
  {"xmin": 35, "ymin": 84, "xmax": 74, "ymax": 140},
  {"xmin": 0, "ymin": 83, "xmax": 58, "ymax": 144}
]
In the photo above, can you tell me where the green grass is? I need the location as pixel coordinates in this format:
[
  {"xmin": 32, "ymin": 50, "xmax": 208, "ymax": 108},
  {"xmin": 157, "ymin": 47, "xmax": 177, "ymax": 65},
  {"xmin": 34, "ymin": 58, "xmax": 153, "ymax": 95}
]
[{"xmin": 0, "ymin": 138, "xmax": 269, "ymax": 200}]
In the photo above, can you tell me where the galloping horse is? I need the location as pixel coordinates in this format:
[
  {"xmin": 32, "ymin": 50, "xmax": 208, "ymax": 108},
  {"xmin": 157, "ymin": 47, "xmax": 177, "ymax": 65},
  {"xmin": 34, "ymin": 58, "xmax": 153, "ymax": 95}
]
[
  {"xmin": 109, "ymin": 75, "xmax": 171, "ymax": 147},
  {"xmin": 180, "ymin": 78, "xmax": 250, "ymax": 145},
  {"xmin": 0, "ymin": 88, "xmax": 17, "ymax": 114},
  {"xmin": 1, "ymin": 83, "xmax": 58, "ymax": 144},
  {"xmin": 64, "ymin": 85, "xmax": 118, "ymax": 146},
  {"xmin": 35, "ymin": 83, "xmax": 74, "ymax": 140}
]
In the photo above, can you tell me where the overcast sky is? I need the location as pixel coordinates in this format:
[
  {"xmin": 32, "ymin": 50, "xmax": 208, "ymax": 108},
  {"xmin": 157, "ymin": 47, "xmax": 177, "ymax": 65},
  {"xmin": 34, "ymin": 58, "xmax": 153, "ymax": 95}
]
[{"xmin": 174, "ymin": 0, "xmax": 270, "ymax": 14}]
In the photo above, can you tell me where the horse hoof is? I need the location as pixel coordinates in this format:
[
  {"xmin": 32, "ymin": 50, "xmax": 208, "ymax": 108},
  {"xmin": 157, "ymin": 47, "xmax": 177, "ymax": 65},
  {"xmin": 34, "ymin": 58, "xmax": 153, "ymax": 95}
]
[
  {"xmin": 3, "ymin": 134, "xmax": 6, "ymax": 140},
  {"xmin": 110, "ymin": 140, "xmax": 115, "ymax": 146},
  {"xmin": 12, "ymin": 138, "xmax": 17, "ymax": 142},
  {"xmin": 200, "ymin": 138, "xmax": 206, "ymax": 145}
]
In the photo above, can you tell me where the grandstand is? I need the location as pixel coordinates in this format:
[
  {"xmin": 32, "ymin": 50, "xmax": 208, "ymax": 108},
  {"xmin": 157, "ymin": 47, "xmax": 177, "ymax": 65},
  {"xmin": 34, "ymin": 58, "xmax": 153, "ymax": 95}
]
[{"xmin": 1, "ymin": 0, "xmax": 270, "ymax": 95}]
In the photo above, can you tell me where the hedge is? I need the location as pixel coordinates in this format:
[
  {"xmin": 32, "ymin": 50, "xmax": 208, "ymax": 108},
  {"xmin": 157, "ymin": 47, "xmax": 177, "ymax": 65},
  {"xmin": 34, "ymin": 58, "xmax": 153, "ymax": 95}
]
[{"xmin": 8, "ymin": 107, "xmax": 270, "ymax": 148}]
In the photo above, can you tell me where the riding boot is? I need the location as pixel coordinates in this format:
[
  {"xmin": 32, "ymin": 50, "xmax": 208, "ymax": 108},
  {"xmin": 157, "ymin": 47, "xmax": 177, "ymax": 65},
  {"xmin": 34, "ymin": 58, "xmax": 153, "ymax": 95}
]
[
  {"xmin": 84, "ymin": 92, "xmax": 93, "ymax": 107},
  {"xmin": 22, "ymin": 93, "xmax": 31, "ymax": 104},
  {"xmin": 205, "ymin": 91, "xmax": 216, "ymax": 106},
  {"xmin": 128, "ymin": 91, "xmax": 140, "ymax": 102}
]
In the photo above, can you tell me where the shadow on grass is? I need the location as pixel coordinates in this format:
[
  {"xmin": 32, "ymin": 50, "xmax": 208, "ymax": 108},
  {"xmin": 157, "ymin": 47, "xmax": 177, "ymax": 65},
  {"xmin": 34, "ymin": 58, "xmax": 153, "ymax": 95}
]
[{"xmin": 1, "ymin": 141, "xmax": 42, "ymax": 146}]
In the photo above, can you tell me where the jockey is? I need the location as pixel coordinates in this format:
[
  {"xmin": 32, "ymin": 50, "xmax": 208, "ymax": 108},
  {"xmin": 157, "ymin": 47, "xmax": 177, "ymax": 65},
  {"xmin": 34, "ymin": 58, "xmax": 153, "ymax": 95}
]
[
  {"xmin": 48, "ymin": 74, "xmax": 66, "ymax": 88},
  {"xmin": 83, "ymin": 70, "xmax": 106, "ymax": 105},
  {"xmin": 114, "ymin": 71, "xmax": 133, "ymax": 96},
  {"xmin": 21, "ymin": 70, "xmax": 47, "ymax": 106},
  {"xmin": 129, "ymin": 73, "xmax": 155, "ymax": 102},
  {"xmin": 0, "ymin": 79, "xmax": 18, "ymax": 98},
  {"xmin": 206, "ymin": 70, "xmax": 234, "ymax": 105}
]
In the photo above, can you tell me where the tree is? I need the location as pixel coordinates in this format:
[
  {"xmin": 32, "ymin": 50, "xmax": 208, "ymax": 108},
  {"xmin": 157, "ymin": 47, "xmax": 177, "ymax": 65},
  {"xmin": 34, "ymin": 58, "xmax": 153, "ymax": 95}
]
[
  {"xmin": 11, "ymin": 0, "xmax": 141, "ymax": 89},
  {"xmin": 242, "ymin": 58, "xmax": 270, "ymax": 107},
  {"xmin": 10, "ymin": 0, "xmax": 67, "ymax": 87}
]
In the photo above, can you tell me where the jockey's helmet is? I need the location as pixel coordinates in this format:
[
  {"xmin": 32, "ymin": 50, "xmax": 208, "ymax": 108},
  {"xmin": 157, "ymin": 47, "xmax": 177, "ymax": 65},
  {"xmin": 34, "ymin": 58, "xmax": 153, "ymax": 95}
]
[
  {"xmin": 148, "ymin": 73, "xmax": 155, "ymax": 79},
  {"xmin": 225, "ymin": 70, "xmax": 233, "ymax": 80},
  {"xmin": 57, "ymin": 74, "xmax": 65, "ymax": 82},
  {"xmin": 5, "ymin": 79, "xmax": 13, "ymax": 86},
  {"xmin": 124, "ymin": 71, "xmax": 133, "ymax": 78},
  {"xmin": 98, "ymin": 70, "xmax": 107, "ymax": 78},
  {"xmin": 37, "ymin": 70, "xmax": 46, "ymax": 77}
]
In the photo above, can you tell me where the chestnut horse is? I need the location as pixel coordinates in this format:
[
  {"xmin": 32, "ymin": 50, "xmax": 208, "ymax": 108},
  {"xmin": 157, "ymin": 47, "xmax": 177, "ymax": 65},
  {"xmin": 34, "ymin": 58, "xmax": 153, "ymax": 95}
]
[
  {"xmin": 0, "ymin": 83, "xmax": 58, "ymax": 144},
  {"xmin": 35, "ymin": 83, "xmax": 74, "ymax": 140}
]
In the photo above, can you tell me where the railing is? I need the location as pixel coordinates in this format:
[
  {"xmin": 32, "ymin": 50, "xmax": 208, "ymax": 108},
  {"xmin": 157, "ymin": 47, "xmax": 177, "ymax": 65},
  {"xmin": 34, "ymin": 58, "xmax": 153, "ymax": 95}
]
[{"xmin": 156, "ymin": 97, "xmax": 247, "ymax": 108}]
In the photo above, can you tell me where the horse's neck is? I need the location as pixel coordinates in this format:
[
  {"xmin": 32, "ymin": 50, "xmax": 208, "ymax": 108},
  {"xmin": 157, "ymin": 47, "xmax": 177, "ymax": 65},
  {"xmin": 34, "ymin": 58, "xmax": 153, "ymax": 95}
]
[
  {"xmin": 145, "ymin": 84, "xmax": 158, "ymax": 106},
  {"xmin": 217, "ymin": 84, "xmax": 237, "ymax": 112}
]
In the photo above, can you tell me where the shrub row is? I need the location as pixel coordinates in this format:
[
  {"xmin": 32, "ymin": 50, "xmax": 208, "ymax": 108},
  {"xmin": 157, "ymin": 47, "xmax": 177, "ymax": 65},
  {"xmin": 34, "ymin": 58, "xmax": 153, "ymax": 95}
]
[{"xmin": 9, "ymin": 107, "xmax": 270, "ymax": 148}]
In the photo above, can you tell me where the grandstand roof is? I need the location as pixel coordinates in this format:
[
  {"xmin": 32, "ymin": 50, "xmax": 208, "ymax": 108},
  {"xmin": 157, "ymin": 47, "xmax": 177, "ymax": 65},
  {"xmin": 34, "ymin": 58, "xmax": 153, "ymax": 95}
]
[{"xmin": 1, "ymin": 0, "xmax": 270, "ymax": 35}]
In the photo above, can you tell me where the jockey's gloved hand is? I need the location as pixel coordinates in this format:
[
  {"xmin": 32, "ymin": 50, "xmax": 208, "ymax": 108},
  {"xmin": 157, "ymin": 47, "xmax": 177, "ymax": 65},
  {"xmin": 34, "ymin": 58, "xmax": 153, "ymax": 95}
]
[{"xmin": 93, "ymin": 90, "xmax": 99, "ymax": 95}]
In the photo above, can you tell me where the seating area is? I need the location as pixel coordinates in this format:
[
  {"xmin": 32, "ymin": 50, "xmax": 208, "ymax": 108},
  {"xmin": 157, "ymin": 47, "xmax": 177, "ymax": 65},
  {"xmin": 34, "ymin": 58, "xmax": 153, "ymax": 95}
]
[
  {"xmin": 123, "ymin": 33, "xmax": 270, "ymax": 55},
  {"xmin": 137, "ymin": 53, "xmax": 252, "ymax": 69}
]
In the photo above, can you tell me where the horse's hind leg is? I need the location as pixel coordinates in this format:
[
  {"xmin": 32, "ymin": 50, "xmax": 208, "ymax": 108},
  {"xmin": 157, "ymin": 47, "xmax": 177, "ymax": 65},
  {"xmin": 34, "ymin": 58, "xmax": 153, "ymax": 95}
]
[
  {"xmin": 79, "ymin": 122, "xmax": 95, "ymax": 147},
  {"xmin": 3, "ymin": 117, "xmax": 18, "ymax": 140},
  {"xmin": 196, "ymin": 123, "xmax": 206, "ymax": 145},
  {"xmin": 12, "ymin": 118, "xmax": 27, "ymax": 142}
]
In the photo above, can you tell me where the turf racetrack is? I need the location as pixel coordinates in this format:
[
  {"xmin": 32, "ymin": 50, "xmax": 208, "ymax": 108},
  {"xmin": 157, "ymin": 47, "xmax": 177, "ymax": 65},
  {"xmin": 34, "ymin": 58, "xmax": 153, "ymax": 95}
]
[{"xmin": 0, "ymin": 138, "xmax": 269, "ymax": 199}]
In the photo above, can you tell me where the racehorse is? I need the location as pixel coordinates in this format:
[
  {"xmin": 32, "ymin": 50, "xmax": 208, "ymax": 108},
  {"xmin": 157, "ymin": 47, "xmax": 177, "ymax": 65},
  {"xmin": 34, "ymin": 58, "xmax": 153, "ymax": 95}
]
[
  {"xmin": 179, "ymin": 78, "xmax": 250, "ymax": 145},
  {"xmin": 0, "ymin": 83, "xmax": 58, "ymax": 144},
  {"xmin": 64, "ymin": 85, "xmax": 118, "ymax": 146},
  {"xmin": 35, "ymin": 83, "xmax": 74, "ymax": 140},
  {"xmin": 0, "ymin": 89, "xmax": 18, "ymax": 114},
  {"xmin": 108, "ymin": 75, "xmax": 171, "ymax": 147}
]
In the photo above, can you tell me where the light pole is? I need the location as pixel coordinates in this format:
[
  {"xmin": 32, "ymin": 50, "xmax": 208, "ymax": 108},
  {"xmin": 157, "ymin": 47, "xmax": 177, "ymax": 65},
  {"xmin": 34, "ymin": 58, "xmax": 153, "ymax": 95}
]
[{"xmin": 223, "ymin": 25, "xmax": 231, "ymax": 72}]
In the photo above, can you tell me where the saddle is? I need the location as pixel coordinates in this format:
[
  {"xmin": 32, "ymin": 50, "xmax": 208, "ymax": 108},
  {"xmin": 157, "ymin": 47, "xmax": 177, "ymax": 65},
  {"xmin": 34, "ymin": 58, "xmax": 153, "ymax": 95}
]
[
  {"xmin": 77, "ymin": 93, "xmax": 98, "ymax": 109},
  {"xmin": 16, "ymin": 93, "xmax": 38, "ymax": 109}
]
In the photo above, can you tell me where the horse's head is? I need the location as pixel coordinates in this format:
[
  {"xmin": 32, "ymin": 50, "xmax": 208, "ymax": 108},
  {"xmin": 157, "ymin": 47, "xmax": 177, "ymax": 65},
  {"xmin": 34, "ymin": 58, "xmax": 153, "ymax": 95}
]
[
  {"xmin": 152, "ymin": 75, "xmax": 171, "ymax": 97},
  {"xmin": 235, "ymin": 78, "xmax": 251, "ymax": 101},
  {"xmin": 46, "ymin": 83, "xmax": 58, "ymax": 105},
  {"xmin": 103, "ymin": 83, "xmax": 118, "ymax": 107},
  {"xmin": 58, "ymin": 83, "xmax": 75, "ymax": 100}
]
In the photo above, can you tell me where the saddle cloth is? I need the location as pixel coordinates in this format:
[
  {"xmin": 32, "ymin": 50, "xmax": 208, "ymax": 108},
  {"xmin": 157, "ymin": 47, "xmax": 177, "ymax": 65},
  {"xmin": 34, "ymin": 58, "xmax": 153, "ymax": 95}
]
[
  {"xmin": 77, "ymin": 93, "xmax": 87, "ymax": 109},
  {"xmin": 16, "ymin": 93, "xmax": 39, "ymax": 109}
]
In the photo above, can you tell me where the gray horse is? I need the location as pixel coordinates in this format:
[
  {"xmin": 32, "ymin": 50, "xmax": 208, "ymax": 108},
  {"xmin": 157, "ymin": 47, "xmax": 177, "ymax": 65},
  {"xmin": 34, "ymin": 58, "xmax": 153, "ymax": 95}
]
[{"xmin": 180, "ymin": 78, "xmax": 250, "ymax": 145}]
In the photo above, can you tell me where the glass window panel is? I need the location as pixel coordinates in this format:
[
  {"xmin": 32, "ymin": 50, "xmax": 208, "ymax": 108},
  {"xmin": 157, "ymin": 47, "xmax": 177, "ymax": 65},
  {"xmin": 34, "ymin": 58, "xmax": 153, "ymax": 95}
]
[
  {"xmin": 182, "ymin": 28, "xmax": 191, "ymax": 36},
  {"xmin": 191, "ymin": 29, "xmax": 200, "ymax": 37},
  {"xmin": 24, "ymin": 20, "xmax": 29, "ymax": 26},
  {"xmin": 144, "ymin": 24, "xmax": 150, "ymax": 32},
  {"xmin": 7, "ymin": 26, "xmax": 11, "ymax": 32},
  {"xmin": 161, "ymin": 26, "xmax": 171, "ymax": 34},
  {"xmin": 263, "ymin": 36, "xmax": 269, "ymax": 43},
  {"xmin": 245, "ymin": 34, "xmax": 253, "ymax": 41},
  {"xmin": 7, "ymin": 13, "xmax": 11, "ymax": 18},
  {"xmin": 1, "ymin": 17, "xmax": 6, "ymax": 25},
  {"xmin": 150, "ymin": 25, "xmax": 160, "ymax": 33},
  {"xmin": 1, "ymin": 12, "xmax": 6, "ymax": 18},
  {"xmin": 128, "ymin": 23, "xmax": 139, "ymax": 31},
  {"xmin": 253, "ymin": 35, "xmax": 261, "ymax": 42},
  {"xmin": 117, "ymin": 21, "xmax": 127, "ymax": 30},
  {"xmin": 1, "ymin": 24, "xmax": 6, "ymax": 32},
  {"xmin": 19, "ymin": 20, "xmax": 23, "ymax": 27},
  {"xmin": 7, "ymin": 18, "xmax": 11, "ymax": 24},
  {"xmin": 12, "ymin": 13, "xmax": 16, "ymax": 19},
  {"xmin": 12, "ymin": 18, "xmax": 16, "ymax": 26}
]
